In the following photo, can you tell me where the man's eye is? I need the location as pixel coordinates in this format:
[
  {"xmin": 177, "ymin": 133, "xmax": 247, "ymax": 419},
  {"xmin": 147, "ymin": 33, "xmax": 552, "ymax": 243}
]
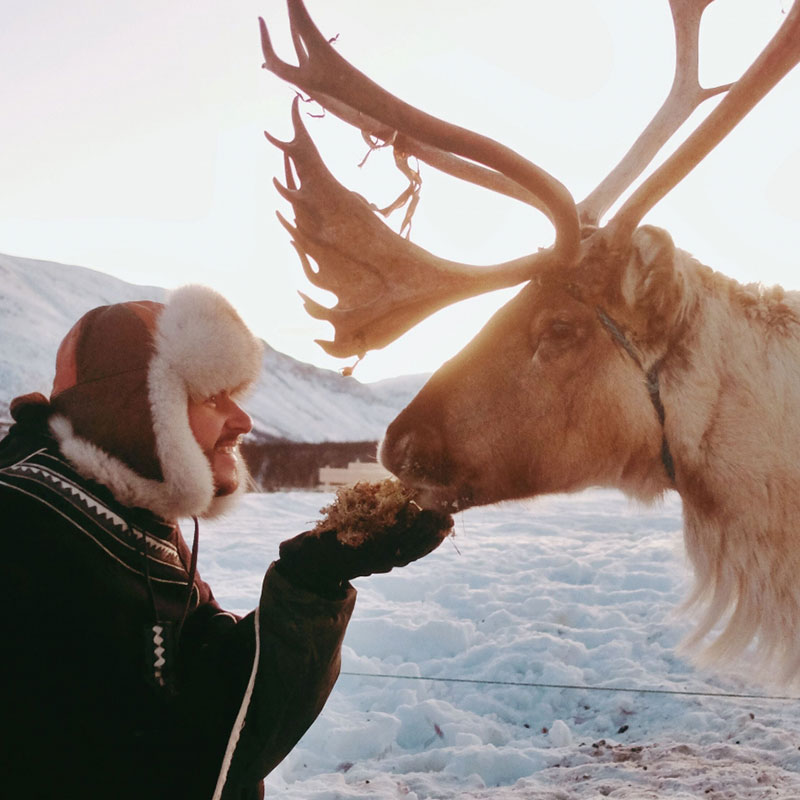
[{"xmin": 205, "ymin": 395, "xmax": 218, "ymax": 407}]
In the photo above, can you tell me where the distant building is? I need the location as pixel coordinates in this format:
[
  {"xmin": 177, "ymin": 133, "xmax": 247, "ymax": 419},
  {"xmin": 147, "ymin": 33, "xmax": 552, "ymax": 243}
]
[
  {"xmin": 241, "ymin": 439, "xmax": 381, "ymax": 491},
  {"xmin": 318, "ymin": 460, "xmax": 392, "ymax": 490}
]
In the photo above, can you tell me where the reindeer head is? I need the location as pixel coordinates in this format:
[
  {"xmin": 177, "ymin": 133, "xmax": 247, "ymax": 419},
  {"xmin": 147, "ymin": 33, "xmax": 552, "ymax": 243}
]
[
  {"xmin": 381, "ymin": 224, "xmax": 698, "ymax": 510},
  {"xmin": 260, "ymin": 0, "xmax": 800, "ymax": 510}
]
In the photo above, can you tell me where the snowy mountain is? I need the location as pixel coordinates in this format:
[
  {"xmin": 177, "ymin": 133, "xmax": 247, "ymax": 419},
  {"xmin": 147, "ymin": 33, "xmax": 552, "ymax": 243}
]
[
  {"xmin": 0, "ymin": 252, "xmax": 427, "ymax": 442},
  {"xmin": 249, "ymin": 345, "xmax": 426, "ymax": 443}
]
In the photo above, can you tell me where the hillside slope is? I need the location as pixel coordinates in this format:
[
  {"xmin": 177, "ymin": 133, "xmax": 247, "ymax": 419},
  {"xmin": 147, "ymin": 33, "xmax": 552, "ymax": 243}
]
[{"xmin": 0, "ymin": 252, "xmax": 425, "ymax": 442}]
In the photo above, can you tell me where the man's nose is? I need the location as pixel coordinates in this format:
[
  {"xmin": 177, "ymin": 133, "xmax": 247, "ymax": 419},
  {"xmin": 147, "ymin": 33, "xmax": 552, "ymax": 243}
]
[{"xmin": 224, "ymin": 397, "xmax": 253, "ymax": 436}]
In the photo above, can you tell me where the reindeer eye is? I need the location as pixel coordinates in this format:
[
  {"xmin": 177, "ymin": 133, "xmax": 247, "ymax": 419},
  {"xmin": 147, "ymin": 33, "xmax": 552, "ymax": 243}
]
[
  {"xmin": 546, "ymin": 320, "xmax": 574, "ymax": 340},
  {"xmin": 530, "ymin": 317, "xmax": 584, "ymax": 364}
]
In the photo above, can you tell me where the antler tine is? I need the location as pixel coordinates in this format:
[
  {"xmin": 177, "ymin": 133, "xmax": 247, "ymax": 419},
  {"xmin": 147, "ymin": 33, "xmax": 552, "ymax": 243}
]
[
  {"xmin": 578, "ymin": 0, "xmax": 730, "ymax": 228},
  {"xmin": 259, "ymin": 2, "xmax": 580, "ymax": 262},
  {"xmin": 266, "ymin": 98, "xmax": 542, "ymax": 358},
  {"xmin": 610, "ymin": 1, "xmax": 800, "ymax": 239}
]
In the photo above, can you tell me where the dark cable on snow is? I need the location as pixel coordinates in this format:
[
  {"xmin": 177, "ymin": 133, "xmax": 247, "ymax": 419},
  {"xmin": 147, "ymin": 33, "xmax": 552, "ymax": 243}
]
[{"xmin": 339, "ymin": 671, "xmax": 800, "ymax": 702}]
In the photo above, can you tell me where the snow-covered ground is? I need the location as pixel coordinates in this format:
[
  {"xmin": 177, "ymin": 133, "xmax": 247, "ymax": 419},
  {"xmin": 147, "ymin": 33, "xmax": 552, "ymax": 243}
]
[{"xmin": 200, "ymin": 489, "xmax": 800, "ymax": 799}]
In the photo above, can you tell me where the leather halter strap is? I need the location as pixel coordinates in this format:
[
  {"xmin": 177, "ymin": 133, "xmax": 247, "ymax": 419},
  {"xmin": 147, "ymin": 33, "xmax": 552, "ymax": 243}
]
[{"xmin": 596, "ymin": 308, "xmax": 676, "ymax": 483}]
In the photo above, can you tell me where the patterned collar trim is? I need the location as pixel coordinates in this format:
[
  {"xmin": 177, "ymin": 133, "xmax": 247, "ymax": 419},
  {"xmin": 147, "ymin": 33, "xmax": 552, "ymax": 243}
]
[{"xmin": 1, "ymin": 446, "xmax": 188, "ymax": 583}]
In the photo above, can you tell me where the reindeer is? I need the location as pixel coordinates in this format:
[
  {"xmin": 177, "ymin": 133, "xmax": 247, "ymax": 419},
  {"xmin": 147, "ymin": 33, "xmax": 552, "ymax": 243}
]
[{"xmin": 259, "ymin": 1, "xmax": 800, "ymax": 683}]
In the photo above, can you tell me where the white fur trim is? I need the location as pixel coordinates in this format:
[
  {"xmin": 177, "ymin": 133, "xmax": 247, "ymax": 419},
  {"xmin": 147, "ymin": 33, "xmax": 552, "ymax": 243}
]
[
  {"xmin": 156, "ymin": 285, "xmax": 264, "ymax": 401},
  {"xmin": 146, "ymin": 284, "xmax": 262, "ymax": 518},
  {"xmin": 50, "ymin": 415, "xmax": 191, "ymax": 520},
  {"xmin": 51, "ymin": 414, "xmax": 249, "ymax": 521},
  {"xmin": 147, "ymin": 357, "xmax": 216, "ymax": 517}
]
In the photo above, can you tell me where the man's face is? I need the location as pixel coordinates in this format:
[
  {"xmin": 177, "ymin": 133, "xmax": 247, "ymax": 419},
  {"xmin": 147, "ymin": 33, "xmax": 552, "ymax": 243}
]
[{"xmin": 187, "ymin": 391, "xmax": 253, "ymax": 496}]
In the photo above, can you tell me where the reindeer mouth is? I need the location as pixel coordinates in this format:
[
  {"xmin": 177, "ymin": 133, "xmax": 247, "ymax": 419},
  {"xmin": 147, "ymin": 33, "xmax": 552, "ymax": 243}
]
[
  {"xmin": 379, "ymin": 420, "xmax": 482, "ymax": 513},
  {"xmin": 399, "ymin": 478, "xmax": 476, "ymax": 515}
]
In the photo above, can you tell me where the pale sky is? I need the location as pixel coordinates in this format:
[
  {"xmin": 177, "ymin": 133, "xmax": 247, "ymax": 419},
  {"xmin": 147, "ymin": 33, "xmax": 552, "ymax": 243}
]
[{"xmin": 1, "ymin": 0, "xmax": 798, "ymax": 382}]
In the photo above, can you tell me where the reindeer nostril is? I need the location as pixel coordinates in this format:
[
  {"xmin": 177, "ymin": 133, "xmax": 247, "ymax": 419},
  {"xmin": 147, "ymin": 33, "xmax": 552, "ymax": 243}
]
[
  {"xmin": 378, "ymin": 429, "xmax": 411, "ymax": 475},
  {"xmin": 380, "ymin": 418, "xmax": 448, "ymax": 484}
]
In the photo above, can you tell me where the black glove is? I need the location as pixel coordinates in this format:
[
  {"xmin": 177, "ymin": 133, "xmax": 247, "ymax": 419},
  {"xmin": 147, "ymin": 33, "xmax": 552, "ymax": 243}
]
[{"xmin": 276, "ymin": 509, "xmax": 453, "ymax": 597}]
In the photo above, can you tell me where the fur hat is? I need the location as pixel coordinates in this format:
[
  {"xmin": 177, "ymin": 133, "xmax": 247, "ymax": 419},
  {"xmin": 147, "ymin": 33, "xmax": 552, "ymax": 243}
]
[{"xmin": 45, "ymin": 285, "xmax": 263, "ymax": 520}]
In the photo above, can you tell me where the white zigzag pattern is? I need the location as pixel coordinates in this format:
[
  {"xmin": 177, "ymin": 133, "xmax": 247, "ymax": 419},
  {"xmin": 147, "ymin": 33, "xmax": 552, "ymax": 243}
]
[
  {"xmin": 125, "ymin": 528, "xmax": 178, "ymax": 563},
  {"xmin": 152, "ymin": 625, "xmax": 166, "ymax": 670},
  {"xmin": 10, "ymin": 464, "xmax": 127, "ymax": 528},
  {"xmin": 9, "ymin": 462, "xmax": 179, "ymax": 563}
]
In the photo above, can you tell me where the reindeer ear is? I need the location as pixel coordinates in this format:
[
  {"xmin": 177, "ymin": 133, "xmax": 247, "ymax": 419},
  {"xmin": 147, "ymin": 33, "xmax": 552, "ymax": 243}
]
[{"xmin": 621, "ymin": 225, "xmax": 688, "ymax": 341}]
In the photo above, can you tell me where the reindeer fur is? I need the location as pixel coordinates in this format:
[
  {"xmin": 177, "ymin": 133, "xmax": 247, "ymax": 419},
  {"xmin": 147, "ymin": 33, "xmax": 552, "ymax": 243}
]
[
  {"xmin": 383, "ymin": 226, "xmax": 800, "ymax": 685},
  {"xmin": 644, "ymin": 233, "xmax": 800, "ymax": 684}
]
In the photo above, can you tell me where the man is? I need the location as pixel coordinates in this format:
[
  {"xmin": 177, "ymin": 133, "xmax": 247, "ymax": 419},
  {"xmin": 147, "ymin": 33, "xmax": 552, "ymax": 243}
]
[{"xmin": 1, "ymin": 285, "xmax": 451, "ymax": 799}]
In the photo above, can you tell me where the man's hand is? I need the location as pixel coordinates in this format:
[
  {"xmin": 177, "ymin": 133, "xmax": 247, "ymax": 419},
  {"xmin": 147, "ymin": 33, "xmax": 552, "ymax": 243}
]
[{"xmin": 276, "ymin": 508, "xmax": 453, "ymax": 596}]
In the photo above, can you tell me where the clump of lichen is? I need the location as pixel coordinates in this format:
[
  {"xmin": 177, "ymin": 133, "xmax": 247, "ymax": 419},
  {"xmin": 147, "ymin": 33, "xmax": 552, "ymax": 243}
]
[{"xmin": 313, "ymin": 479, "xmax": 421, "ymax": 546}]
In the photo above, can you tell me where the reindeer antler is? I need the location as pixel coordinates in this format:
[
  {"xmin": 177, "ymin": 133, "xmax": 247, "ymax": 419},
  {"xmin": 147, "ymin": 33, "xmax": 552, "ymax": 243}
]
[
  {"xmin": 259, "ymin": 4, "xmax": 580, "ymax": 236},
  {"xmin": 260, "ymin": 2, "xmax": 582, "ymax": 357},
  {"xmin": 260, "ymin": 0, "xmax": 800, "ymax": 359},
  {"xmin": 268, "ymin": 100, "xmax": 541, "ymax": 357},
  {"xmin": 610, "ymin": 0, "xmax": 800, "ymax": 238},
  {"xmin": 578, "ymin": 0, "xmax": 731, "ymax": 227}
]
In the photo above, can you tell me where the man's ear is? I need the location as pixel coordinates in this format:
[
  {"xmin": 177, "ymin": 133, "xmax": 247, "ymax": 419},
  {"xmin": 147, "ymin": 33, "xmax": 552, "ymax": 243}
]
[{"xmin": 621, "ymin": 225, "xmax": 689, "ymax": 342}]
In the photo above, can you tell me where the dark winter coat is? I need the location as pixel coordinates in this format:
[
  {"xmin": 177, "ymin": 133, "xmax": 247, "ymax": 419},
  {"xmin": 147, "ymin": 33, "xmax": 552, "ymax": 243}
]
[{"xmin": 0, "ymin": 419, "xmax": 356, "ymax": 799}]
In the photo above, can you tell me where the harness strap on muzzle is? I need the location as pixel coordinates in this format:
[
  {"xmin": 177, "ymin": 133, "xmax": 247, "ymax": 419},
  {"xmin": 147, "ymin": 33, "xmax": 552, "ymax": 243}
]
[{"xmin": 596, "ymin": 309, "xmax": 676, "ymax": 484}]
